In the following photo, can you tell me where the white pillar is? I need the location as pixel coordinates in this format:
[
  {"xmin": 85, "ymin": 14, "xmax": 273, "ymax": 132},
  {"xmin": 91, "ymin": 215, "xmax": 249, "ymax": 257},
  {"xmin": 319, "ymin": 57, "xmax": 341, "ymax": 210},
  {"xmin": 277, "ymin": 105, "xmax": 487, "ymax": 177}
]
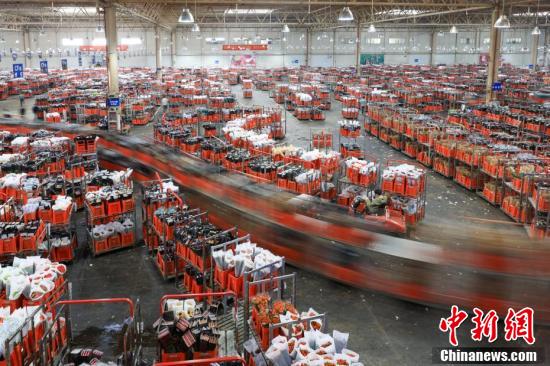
[
  {"xmin": 155, "ymin": 26, "xmax": 162, "ymax": 81},
  {"xmin": 171, "ymin": 30, "xmax": 177, "ymax": 67},
  {"xmin": 104, "ymin": 1, "xmax": 119, "ymax": 95},
  {"xmin": 531, "ymin": 32, "xmax": 539, "ymax": 70},
  {"xmin": 355, "ymin": 23, "xmax": 361, "ymax": 75},
  {"xmin": 485, "ymin": 5, "xmax": 501, "ymax": 103},
  {"xmin": 305, "ymin": 28, "xmax": 310, "ymax": 66},
  {"xmin": 429, "ymin": 30, "xmax": 436, "ymax": 66},
  {"xmin": 22, "ymin": 28, "xmax": 30, "ymax": 68}
]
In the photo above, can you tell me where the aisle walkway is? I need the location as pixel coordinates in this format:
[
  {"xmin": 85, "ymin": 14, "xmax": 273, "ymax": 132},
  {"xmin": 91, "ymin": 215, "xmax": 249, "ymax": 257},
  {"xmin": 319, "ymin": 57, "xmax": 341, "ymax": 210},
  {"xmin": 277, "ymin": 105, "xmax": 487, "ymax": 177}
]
[
  {"xmin": 0, "ymin": 92, "xmax": 543, "ymax": 365},
  {"xmin": 233, "ymin": 85, "xmax": 528, "ymax": 245}
]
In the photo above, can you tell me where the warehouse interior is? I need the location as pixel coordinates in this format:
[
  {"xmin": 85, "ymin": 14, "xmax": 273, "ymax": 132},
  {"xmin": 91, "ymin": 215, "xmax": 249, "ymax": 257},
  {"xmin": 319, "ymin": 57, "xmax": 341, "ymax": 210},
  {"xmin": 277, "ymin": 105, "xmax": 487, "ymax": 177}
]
[{"xmin": 0, "ymin": 0, "xmax": 548, "ymax": 365}]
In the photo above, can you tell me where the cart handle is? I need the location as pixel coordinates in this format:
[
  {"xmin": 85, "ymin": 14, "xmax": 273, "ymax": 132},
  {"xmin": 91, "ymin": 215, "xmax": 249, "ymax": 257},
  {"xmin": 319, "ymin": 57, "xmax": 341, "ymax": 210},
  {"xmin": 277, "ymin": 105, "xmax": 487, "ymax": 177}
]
[
  {"xmin": 168, "ymin": 189, "xmax": 183, "ymax": 206},
  {"xmin": 56, "ymin": 298, "xmax": 135, "ymax": 318},
  {"xmin": 159, "ymin": 291, "xmax": 236, "ymax": 314},
  {"xmin": 155, "ymin": 172, "xmax": 163, "ymax": 191},
  {"xmin": 154, "ymin": 356, "xmax": 246, "ymax": 366}
]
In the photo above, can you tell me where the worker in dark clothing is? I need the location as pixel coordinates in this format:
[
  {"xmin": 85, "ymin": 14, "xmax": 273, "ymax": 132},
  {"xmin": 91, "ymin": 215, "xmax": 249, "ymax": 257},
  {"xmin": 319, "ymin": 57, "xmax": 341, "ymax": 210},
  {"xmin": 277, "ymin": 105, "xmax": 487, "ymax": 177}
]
[{"xmin": 19, "ymin": 94, "xmax": 24, "ymax": 107}]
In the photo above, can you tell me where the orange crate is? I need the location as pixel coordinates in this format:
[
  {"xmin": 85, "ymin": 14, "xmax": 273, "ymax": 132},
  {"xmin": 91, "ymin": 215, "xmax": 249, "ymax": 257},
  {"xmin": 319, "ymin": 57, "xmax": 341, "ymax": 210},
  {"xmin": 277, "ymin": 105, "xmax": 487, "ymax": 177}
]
[
  {"xmin": 52, "ymin": 204, "xmax": 72, "ymax": 225},
  {"xmin": 161, "ymin": 352, "xmax": 186, "ymax": 362},
  {"xmin": 227, "ymin": 272, "xmax": 243, "ymax": 297},
  {"xmin": 122, "ymin": 198, "xmax": 134, "ymax": 213},
  {"xmin": 51, "ymin": 245, "xmax": 73, "ymax": 262},
  {"xmin": 106, "ymin": 200, "xmax": 122, "ymax": 216},
  {"xmin": 108, "ymin": 235, "xmax": 121, "ymax": 249},
  {"xmin": 1, "ymin": 236, "xmax": 18, "ymax": 254},
  {"xmin": 39, "ymin": 209, "xmax": 52, "ymax": 223},
  {"xmin": 94, "ymin": 238, "xmax": 108, "ymax": 254},
  {"xmin": 214, "ymin": 266, "xmax": 230, "ymax": 289},
  {"xmin": 120, "ymin": 231, "xmax": 134, "ymax": 247},
  {"xmin": 88, "ymin": 202, "xmax": 105, "ymax": 218}
]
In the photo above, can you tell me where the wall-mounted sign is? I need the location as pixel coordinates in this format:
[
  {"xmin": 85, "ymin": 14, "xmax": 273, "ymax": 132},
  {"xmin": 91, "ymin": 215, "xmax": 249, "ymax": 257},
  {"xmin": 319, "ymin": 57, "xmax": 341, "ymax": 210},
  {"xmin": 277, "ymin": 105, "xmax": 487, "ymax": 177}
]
[
  {"xmin": 12, "ymin": 63, "xmax": 23, "ymax": 78},
  {"xmin": 79, "ymin": 45, "xmax": 129, "ymax": 52},
  {"xmin": 39, "ymin": 60, "xmax": 48, "ymax": 74},
  {"xmin": 360, "ymin": 53, "xmax": 384, "ymax": 65},
  {"xmin": 231, "ymin": 55, "xmax": 256, "ymax": 68},
  {"xmin": 222, "ymin": 44, "xmax": 268, "ymax": 51},
  {"xmin": 479, "ymin": 53, "xmax": 489, "ymax": 65}
]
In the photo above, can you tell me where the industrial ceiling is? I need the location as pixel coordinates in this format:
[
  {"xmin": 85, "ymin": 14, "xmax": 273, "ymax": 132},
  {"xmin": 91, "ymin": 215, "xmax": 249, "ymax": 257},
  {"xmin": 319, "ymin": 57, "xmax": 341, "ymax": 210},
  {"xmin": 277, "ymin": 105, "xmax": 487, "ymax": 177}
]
[{"xmin": 0, "ymin": 0, "xmax": 548, "ymax": 31}]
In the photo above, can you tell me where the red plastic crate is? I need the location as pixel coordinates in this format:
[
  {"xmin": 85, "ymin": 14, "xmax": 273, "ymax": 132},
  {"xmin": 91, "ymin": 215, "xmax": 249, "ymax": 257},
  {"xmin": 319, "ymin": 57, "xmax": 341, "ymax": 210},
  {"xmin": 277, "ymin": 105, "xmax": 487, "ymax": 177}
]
[
  {"xmin": 120, "ymin": 231, "xmax": 134, "ymax": 247},
  {"xmin": 108, "ymin": 235, "xmax": 121, "ymax": 249},
  {"xmin": 94, "ymin": 238, "xmax": 108, "ymax": 254}
]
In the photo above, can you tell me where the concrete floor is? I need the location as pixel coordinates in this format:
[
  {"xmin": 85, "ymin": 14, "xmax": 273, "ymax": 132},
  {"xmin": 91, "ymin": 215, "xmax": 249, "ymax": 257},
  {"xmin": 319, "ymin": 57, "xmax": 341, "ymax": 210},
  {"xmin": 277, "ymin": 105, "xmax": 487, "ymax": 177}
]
[{"xmin": 0, "ymin": 92, "xmax": 547, "ymax": 365}]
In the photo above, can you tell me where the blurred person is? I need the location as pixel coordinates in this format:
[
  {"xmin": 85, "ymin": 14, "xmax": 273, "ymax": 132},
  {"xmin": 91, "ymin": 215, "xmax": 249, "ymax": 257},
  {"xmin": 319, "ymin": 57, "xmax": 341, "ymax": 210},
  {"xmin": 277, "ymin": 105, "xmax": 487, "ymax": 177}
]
[{"xmin": 19, "ymin": 94, "xmax": 24, "ymax": 107}]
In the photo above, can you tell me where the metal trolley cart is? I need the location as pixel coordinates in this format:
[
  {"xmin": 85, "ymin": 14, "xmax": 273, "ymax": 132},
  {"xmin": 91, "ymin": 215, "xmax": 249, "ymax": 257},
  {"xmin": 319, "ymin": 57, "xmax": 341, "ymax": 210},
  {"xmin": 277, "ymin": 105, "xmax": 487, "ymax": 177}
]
[
  {"xmin": 38, "ymin": 297, "xmax": 142, "ymax": 366},
  {"xmin": 156, "ymin": 291, "xmax": 241, "ymax": 364},
  {"xmin": 154, "ymin": 355, "xmax": 247, "ymax": 366}
]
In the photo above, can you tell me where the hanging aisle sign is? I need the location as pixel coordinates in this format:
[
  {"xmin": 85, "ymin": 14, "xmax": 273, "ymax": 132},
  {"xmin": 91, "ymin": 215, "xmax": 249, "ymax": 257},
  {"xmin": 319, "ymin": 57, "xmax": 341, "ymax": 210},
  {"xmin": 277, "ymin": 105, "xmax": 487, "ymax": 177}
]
[
  {"xmin": 222, "ymin": 44, "xmax": 268, "ymax": 51},
  {"xmin": 61, "ymin": 59, "xmax": 68, "ymax": 70},
  {"xmin": 40, "ymin": 60, "xmax": 48, "ymax": 74},
  {"xmin": 12, "ymin": 63, "xmax": 23, "ymax": 78}
]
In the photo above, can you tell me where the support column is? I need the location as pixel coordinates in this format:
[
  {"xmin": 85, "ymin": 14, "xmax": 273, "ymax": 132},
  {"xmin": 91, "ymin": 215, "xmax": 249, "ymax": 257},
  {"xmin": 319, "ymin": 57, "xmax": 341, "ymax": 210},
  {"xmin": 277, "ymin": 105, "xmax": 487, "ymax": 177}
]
[
  {"xmin": 171, "ymin": 30, "xmax": 177, "ymax": 67},
  {"xmin": 305, "ymin": 28, "xmax": 310, "ymax": 66},
  {"xmin": 485, "ymin": 5, "xmax": 501, "ymax": 103},
  {"xmin": 22, "ymin": 28, "xmax": 30, "ymax": 68},
  {"xmin": 355, "ymin": 23, "xmax": 361, "ymax": 75},
  {"xmin": 155, "ymin": 26, "xmax": 162, "ymax": 81},
  {"xmin": 429, "ymin": 29, "xmax": 436, "ymax": 66},
  {"xmin": 530, "ymin": 32, "xmax": 539, "ymax": 71},
  {"xmin": 454, "ymin": 32, "xmax": 458, "ymax": 65},
  {"xmin": 104, "ymin": 1, "xmax": 119, "ymax": 95},
  {"xmin": 104, "ymin": 1, "xmax": 121, "ymax": 132},
  {"xmin": 544, "ymin": 29, "xmax": 549, "ymax": 67},
  {"xmin": 333, "ymin": 29, "xmax": 336, "ymax": 67}
]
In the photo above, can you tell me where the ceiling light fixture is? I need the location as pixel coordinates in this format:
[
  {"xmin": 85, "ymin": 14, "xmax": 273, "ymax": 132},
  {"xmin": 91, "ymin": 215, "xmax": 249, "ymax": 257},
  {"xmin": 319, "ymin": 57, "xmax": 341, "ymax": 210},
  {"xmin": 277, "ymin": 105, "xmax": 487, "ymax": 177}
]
[
  {"xmin": 368, "ymin": 0, "xmax": 376, "ymax": 33},
  {"xmin": 282, "ymin": 24, "xmax": 290, "ymax": 33},
  {"xmin": 179, "ymin": 8, "xmax": 194, "ymax": 23},
  {"xmin": 449, "ymin": 25, "xmax": 458, "ymax": 34},
  {"xmin": 338, "ymin": 6, "xmax": 354, "ymax": 22},
  {"xmin": 494, "ymin": 0, "xmax": 510, "ymax": 28},
  {"xmin": 532, "ymin": 0, "xmax": 541, "ymax": 35},
  {"xmin": 192, "ymin": 23, "xmax": 200, "ymax": 32},
  {"xmin": 494, "ymin": 14, "xmax": 510, "ymax": 28}
]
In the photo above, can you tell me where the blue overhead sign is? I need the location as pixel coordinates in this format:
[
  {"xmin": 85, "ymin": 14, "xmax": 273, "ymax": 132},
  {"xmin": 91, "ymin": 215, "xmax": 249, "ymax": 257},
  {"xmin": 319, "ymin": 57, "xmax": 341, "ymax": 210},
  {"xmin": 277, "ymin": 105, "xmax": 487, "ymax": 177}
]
[
  {"xmin": 40, "ymin": 60, "xmax": 48, "ymax": 74},
  {"xmin": 492, "ymin": 82, "xmax": 502, "ymax": 92},
  {"xmin": 12, "ymin": 63, "xmax": 23, "ymax": 78},
  {"xmin": 106, "ymin": 97, "xmax": 120, "ymax": 107}
]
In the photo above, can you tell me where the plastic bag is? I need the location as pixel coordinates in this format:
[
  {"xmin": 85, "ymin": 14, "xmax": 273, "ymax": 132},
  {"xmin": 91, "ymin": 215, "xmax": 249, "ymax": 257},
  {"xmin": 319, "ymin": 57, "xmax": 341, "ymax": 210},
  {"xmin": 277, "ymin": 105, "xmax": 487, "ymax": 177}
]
[
  {"xmin": 333, "ymin": 329, "xmax": 349, "ymax": 353},
  {"xmin": 7, "ymin": 275, "xmax": 31, "ymax": 300},
  {"xmin": 341, "ymin": 349, "xmax": 360, "ymax": 363},
  {"xmin": 265, "ymin": 343, "xmax": 291, "ymax": 366}
]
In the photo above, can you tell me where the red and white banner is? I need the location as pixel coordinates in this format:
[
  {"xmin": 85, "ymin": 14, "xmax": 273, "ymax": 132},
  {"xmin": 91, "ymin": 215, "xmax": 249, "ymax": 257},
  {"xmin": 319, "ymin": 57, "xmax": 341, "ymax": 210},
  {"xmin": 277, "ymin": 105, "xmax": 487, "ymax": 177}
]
[
  {"xmin": 222, "ymin": 44, "xmax": 268, "ymax": 51},
  {"xmin": 79, "ymin": 45, "xmax": 129, "ymax": 52}
]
